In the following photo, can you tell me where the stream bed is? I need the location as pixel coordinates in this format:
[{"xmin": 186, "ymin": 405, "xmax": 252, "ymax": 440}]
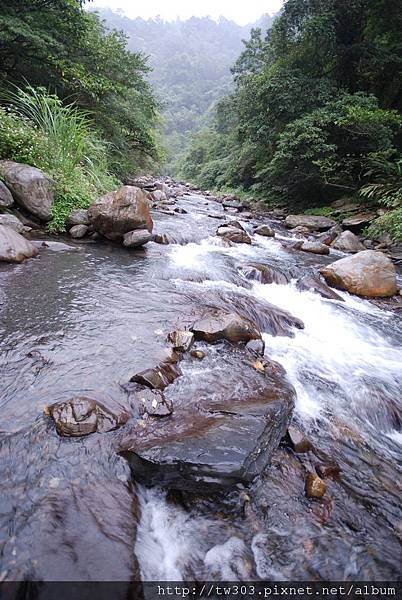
[{"xmin": 0, "ymin": 192, "xmax": 401, "ymax": 584}]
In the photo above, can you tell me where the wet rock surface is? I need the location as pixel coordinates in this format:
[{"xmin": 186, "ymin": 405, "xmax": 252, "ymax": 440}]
[
  {"xmin": 191, "ymin": 309, "xmax": 262, "ymax": 343},
  {"xmin": 1, "ymin": 179, "xmax": 401, "ymax": 582},
  {"xmin": 46, "ymin": 396, "xmax": 129, "ymax": 437}
]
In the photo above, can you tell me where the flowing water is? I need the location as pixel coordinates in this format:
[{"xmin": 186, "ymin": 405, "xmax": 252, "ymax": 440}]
[{"xmin": 0, "ymin": 192, "xmax": 401, "ymax": 583}]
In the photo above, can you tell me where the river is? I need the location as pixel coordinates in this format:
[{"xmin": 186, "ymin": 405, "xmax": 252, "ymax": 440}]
[{"xmin": 0, "ymin": 190, "xmax": 401, "ymax": 585}]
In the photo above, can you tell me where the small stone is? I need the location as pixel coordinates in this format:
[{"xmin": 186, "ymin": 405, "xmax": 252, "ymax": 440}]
[
  {"xmin": 246, "ymin": 338, "xmax": 265, "ymax": 356},
  {"xmin": 174, "ymin": 207, "xmax": 187, "ymax": 214},
  {"xmin": 167, "ymin": 330, "xmax": 194, "ymax": 352},
  {"xmin": 287, "ymin": 425, "xmax": 313, "ymax": 453},
  {"xmin": 67, "ymin": 209, "xmax": 89, "ymax": 226},
  {"xmin": 130, "ymin": 362, "xmax": 182, "ymax": 390},
  {"xmin": 301, "ymin": 241, "xmax": 330, "ymax": 255},
  {"xmin": 190, "ymin": 350, "xmax": 206, "ymax": 360},
  {"xmin": 255, "ymin": 225, "xmax": 275, "ymax": 237},
  {"xmin": 69, "ymin": 224, "xmax": 88, "ymax": 239},
  {"xmin": 305, "ymin": 473, "xmax": 327, "ymax": 499},
  {"xmin": 136, "ymin": 388, "xmax": 173, "ymax": 417}
]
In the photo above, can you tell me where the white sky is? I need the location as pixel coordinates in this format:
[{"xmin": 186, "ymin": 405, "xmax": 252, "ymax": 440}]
[{"xmin": 90, "ymin": 0, "xmax": 284, "ymax": 25}]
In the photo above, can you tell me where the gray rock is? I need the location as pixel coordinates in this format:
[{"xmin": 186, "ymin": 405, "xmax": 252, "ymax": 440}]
[
  {"xmin": 167, "ymin": 330, "xmax": 194, "ymax": 352},
  {"xmin": 216, "ymin": 226, "xmax": 251, "ymax": 244},
  {"xmin": 246, "ymin": 338, "xmax": 266, "ymax": 356},
  {"xmin": 88, "ymin": 186, "xmax": 153, "ymax": 241},
  {"xmin": 317, "ymin": 225, "xmax": 342, "ymax": 245},
  {"xmin": 0, "ymin": 161, "xmax": 54, "ymax": 220},
  {"xmin": 240, "ymin": 262, "xmax": 289, "ymax": 285},
  {"xmin": 342, "ymin": 212, "xmax": 376, "ymax": 233},
  {"xmin": 296, "ymin": 275, "xmax": 344, "ymax": 301},
  {"xmin": 136, "ymin": 388, "xmax": 173, "ymax": 417},
  {"xmin": 0, "ymin": 213, "xmax": 26, "ymax": 234},
  {"xmin": 0, "ymin": 225, "xmax": 39, "ymax": 263},
  {"xmin": 67, "ymin": 209, "xmax": 89, "ymax": 226},
  {"xmin": 320, "ymin": 250, "xmax": 397, "ymax": 297},
  {"xmin": 46, "ymin": 396, "xmax": 129, "ymax": 437},
  {"xmin": 69, "ymin": 224, "xmax": 89, "ymax": 239},
  {"xmin": 254, "ymin": 225, "xmax": 275, "ymax": 237},
  {"xmin": 123, "ymin": 229, "xmax": 154, "ymax": 248},
  {"xmin": 285, "ymin": 214, "xmax": 337, "ymax": 231},
  {"xmin": 301, "ymin": 241, "xmax": 330, "ymax": 255},
  {"xmin": 0, "ymin": 180, "xmax": 14, "ymax": 207},
  {"xmin": 332, "ymin": 230, "xmax": 365, "ymax": 253},
  {"xmin": 191, "ymin": 309, "xmax": 261, "ymax": 344}
]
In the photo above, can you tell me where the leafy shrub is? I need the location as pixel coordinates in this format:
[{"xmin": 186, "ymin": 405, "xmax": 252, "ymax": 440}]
[{"xmin": 0, "ymin": 87, "xmax": 118, "ymax": 230}]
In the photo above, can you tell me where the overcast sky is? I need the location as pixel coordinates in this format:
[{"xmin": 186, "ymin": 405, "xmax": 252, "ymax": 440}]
[{"xmin": 90, "ymin": 0, "xmax": 284, "ymax": 25}]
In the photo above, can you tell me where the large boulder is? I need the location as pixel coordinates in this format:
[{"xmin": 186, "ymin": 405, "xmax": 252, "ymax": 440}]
[
  {"xmin": 88, "ymin": 186, "xmax": 153, "ymax": 241},
  {"xmin": 0, "ymin": 161, "xmax": 54, "ymax": 221},
  {"xmin": 320, "ymin": 250, "xmax": 397, "ymax": 297},
  {"xmin": 0, "ymin": 213, "xmax": 26, "ymax": 234},
  {"xmin": 285, "ymin": 214, "xmax": 337, "ymax": 231},
  {"xmin": 0, "ymin": 225, "xmax": 38, "ymax": 263},
  {"xmin": 0, "ymin": 180, "xmax": 13, "ymax": 208},
  {"xmin": 332, "ymin": 230, "xmax": 365, "ymax": 253},
  {"xmin": 191, "ymin": 309, "xmax": 261, "ymax": 343},
  {"xmin": 45, "ymin": 396, "xmax": 129, "ymax": 437}
]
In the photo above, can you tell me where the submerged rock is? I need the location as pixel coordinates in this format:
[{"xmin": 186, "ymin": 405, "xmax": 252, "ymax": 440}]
[
  {"xmin": 332, "ymin": 230, "xmax": 365, "ymax": 253},
  {"xmin": 121, "ymin": 350, "xmax": 296, "ymax": 492},
  {"xmin": 255, "ymin": 225, "xmax": 275, "ymax": 237},
  {"xmin": 0, "ymin": 160, "xmax": 54, "ymax": 221},
  {"xmin": 136, "ymin": 388, "xmax": 173, "ymax": 417},
  {"xmin": 286, "ymin": 425, "xmax": 313, "ymax": 453},
  {"xmin": 88, "ymin": 186, "xmax": 153, "ymax": 242},
  {"xmin": 191, "ymin": 309, "xmax": 261, "ymax": 344},
  {"xmin": 130, "ymin": 362, "xmax": 182, "ymax": 390},
  {"xmin": 285, "ymin": 214, "xmax": 337, "ymax": 231},
  {"xmin": 0, "ymin": 225, "xmax": 39, "ymax": 263},
  {"xmin": 190, "ymin": 349, "xmax": 206, "ymax": 360},
  {"xmin": 240, "ymin": 262, "xmax": 289, "ymax": 285},
  {"xmin": 320, "ymin": 250, "xmax": 397, "ymax": 297},
  {"xmin": 296, "ymin": 274, "xmax": 344, "ymax": 301},
  {"xmin": 300, "ymin": 241, "xmax": 330, "ymax": 255},
  {"xmin": 45, "ymin": 396, "xmax": 128, "ymax": 437},
  {"xmin": 305, "ymin": 473, "xmax": 327, "ymax": 499}
]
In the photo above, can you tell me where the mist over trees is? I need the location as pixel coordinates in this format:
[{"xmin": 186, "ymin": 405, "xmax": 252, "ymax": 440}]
[{"xmin": 91, "ymin": 9, "xmax": 274, "ymax": 172}]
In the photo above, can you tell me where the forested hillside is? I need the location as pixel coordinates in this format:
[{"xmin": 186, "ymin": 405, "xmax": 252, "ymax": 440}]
[
  {"xmin": 0, "ymin": 0, "xmax": 160, "ymax": 229},
  {"xmin": 181, "ymin": 0, "xmax": 402, "ymax": 240},
  {"xmin": 92, "ymin": 9, "xmax": 273, "ymax": 173}
]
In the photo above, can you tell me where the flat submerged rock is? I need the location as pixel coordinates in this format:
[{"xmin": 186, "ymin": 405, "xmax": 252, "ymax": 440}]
[{"xmin": 120, "ymin": 345, "xmax": 296, "ymax": 492}]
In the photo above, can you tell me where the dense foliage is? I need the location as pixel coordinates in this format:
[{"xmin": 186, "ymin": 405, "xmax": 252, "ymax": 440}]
[
  {"xmin": 0, "ymin": 0, "xmax": 160, "ymax": 229},
  {"xmin": 93, "ymin": 10, "xmax": 273, "ymax": 174},
  {"xmin": 180, "ymin": 0, "xmax": 402, "ymax": 239}
]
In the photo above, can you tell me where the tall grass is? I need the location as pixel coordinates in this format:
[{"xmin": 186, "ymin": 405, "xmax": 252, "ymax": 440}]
[{"xmin": 0, "ymin": 85, "xmax": 118, "ymax": 230}]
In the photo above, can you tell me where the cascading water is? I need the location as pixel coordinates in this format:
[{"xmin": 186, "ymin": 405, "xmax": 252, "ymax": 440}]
[{"xmin": 0, "ymin": 191, "xmax": 401, "ymax": 582}]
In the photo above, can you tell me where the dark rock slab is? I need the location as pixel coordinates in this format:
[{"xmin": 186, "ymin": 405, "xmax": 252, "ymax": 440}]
[
  {"xmin": 296, "ymin": 274, "xmax": 344, "ymax": 301},
  {"xmin": 130, "ymin": 362, "xmax": 182, "ymax": 390},
  {"xmin": 121, "ymin": 348, "xmax": 295, "ymax": 492}
]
